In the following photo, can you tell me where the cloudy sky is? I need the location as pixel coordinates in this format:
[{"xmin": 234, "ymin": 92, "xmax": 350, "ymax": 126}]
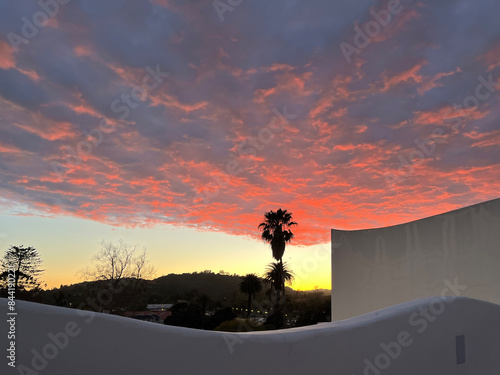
[{"xmin": 0, "ymin": 0, "xmax": 499, "ymax": 289}]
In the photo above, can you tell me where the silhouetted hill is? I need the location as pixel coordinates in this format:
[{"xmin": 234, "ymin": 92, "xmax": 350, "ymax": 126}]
[
  {"xmin": 150, "ymin": 272, "xmax": 244, "ymax": 300},
  {"xmin": 38, "ymin": 272, "xmax": 330, "ymax": 309}
]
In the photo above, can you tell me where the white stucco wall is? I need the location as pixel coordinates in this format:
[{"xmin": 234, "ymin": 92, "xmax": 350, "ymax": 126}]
[
  {"xmin": 331, "ymin": 198, "xmax": 500, "ymax": 321},
  {"xmin": 2, "ymin": 297, "xmax": 500, "ymax": 374}
]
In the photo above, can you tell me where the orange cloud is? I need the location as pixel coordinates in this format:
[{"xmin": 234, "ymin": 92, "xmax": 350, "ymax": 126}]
[
  {"xmin": 0, "ymin": 142, "xmax": 24, "ymax": 154},
  {"xmin": 14, "ymin": 116, "xmax": 75, "ymax": 141},
  {"xmin": 1, "ymin": 0, "xmax": 498, "ymax": 252},
  {"xmin": 372, "ymin": 8, "xmax": 422, "ymax": 43},
  {"xmin": 417, "ymin": 67, "xmax": 461, "ymax": 95},
  {"xmin": 149, "ymin": 91, "xmax": 208, "ymax": 112},
  {"xmin": 253, "ymin": 70, "xmax": 313, "ymax": 103},
  {"xmin": 464, "ymin": 130, "xmax": 500, "ymax": 148},
  {"xmin": 18, "ymin": 68, "xmax": 40, "ymax": 81},
  {"xmin": 478, "ymin": 43, "xmax": 500, "ymax": 72},
  {"xmin": 0, "ymin": 40, "xmax": 15, "ymax": 70},
  {"xmin": 413, "ymin": 104, "xmax": 489, "ymax": 126},
  {"xmin": 74, "ymin": 45, "xmax": 93, "ymax": 58},
  {"xmin": 263, "ymin": 63, "xmax": 295, "ymax": 73},
  {"xmin": 381, "ymin": 62, "xmax": 425, "ymax": 92},
  {"xmin": 309, "ymin": 76, "xmax": 352, "ymax": 119}
]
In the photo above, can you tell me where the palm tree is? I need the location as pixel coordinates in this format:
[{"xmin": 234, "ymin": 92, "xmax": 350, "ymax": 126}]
[
  {"xmin": 263, "ymin": 262, "xmax": 294, "ymax": 310},
  {"xmin": 239, "ymin": 274, "xmax": 262, "ymax": 318},
  {"xmin": 258, "ymin": 209, "xmax": 297, "ymax": 310},
  {"xmin": 258, "ymin": 208, "xmax": 297, "ymax": 264}
]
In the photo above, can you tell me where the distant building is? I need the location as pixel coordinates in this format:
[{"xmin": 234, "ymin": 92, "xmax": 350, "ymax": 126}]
[
  {"xmin": 124, "ymin": 310, "xmax": 172, "ymax": 324},
  {"xmin": 146, "ymin": 304, "xmax": 173, "ymax": 311}
]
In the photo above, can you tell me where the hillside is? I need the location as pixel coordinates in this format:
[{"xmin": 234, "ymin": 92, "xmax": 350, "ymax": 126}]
[
  {"xmin": 150, "ymin": 272, "xmax": 244, "ymax": 300},
  {"xmin": 38, "ymin": 272, "xmax": 323, "ymax": 309}
]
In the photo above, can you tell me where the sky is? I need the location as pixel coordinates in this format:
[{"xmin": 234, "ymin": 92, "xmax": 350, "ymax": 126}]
[{"xmin": 0, "ymin": 0, "xmax": 499, "ymax": 290}]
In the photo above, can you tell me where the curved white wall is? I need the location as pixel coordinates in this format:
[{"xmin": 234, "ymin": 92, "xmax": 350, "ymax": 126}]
[
  {"xmin": 1, "ymin": 297, "xmax": 500, "ymax": 374},
  {"xmin": 331, "ymin": 198, "xmax": 500, "ymax": 321}
]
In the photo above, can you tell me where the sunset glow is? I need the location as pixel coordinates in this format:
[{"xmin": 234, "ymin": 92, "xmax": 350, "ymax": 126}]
[{"xmin": 0, "ymin": 0, "xmax": 499, "ymax": 290}]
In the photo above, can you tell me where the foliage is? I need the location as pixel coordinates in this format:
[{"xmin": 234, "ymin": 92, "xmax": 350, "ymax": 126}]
[
  {"xmin": 264, "ymin": 311, "xmax": 284, "ymax": 328},
  {"xmin": 150, "ymin": 272, "xmax": 244, "ymax": 301},
  {"xmin": 294, "ymin": 291, "xmax": 331, "ymax": 327},
  {"xmin": 37, "ymin": 270, "xmax": 332, "ymax": 329},
  {"xmin": 258, "ymin": 209, "xmax": 297, "ymax": 320},
  {"xmin": 258, "ymin": 208, "xmax": 297, "ymax": 262},
  {"xmin": 81, "ymin": 240, "xmax": 155, "ymax": 284},
  {"xmin": 239, "ymin": 274, "xmax": 262, "ymax": 296},
  {"xmin": 0, "ymin": 245, "xmax": 44, "ymax": 293},
  {"xmin": 263, "ymin": 261, "xmax": 294, "ymax": 317},
  {"xmin": 164, "ymin": 303, "xmax": 236, "ymax": 330},
  {"xmin": 79, "ymin": 240, "xmax": 155, "ymax": 313},
  {"xmin": 41, "ymin": 271, "xmax": 248, "ymax": 309},
  {"xmin": 214, "ymin": 318, "xmax": 275, "ymax": 332},
  {"xmin": 204, "ymin": 307, "xmax": 237, "ymax": 330},
  {"xmin": 239, "ymin": 274, "xmax": 262, "ymax": 317},
  {"xmin": 263, "ymin": 262, "xmax": 294, "ymax": 292},
  {"xmin": 163, "ymin": 302, "xmax": 203, "ymax": 329}
]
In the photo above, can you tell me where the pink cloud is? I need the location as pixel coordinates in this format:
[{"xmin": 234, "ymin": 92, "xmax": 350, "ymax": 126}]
[
  {"xmin": 381, "ymin": 62, "xmax": 425, "ymax": 92},
  {"xmin": 0, "ymin": 40, "xmax": 15, "ymax": 70},
  {"xmin": 478, "ymin": 43, "xmax": 500, "ymax": 72}
]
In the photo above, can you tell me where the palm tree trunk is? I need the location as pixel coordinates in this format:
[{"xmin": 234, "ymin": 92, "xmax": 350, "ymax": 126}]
[
  {"xmin": 278, "ymin": 258, "xmax": 285, "ymax": 326},
  {"xmin": 278, "ymin": 258, "xmax": 284, "ymax": 311},
  {"xmin": 247, "ymin": 294, "xmax": 251, "ymax": 318}
]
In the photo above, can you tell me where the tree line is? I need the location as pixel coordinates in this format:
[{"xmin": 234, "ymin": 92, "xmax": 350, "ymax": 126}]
[{"xmin": 0, "ymin": 208, "xmax": 330, "ymax": 330}]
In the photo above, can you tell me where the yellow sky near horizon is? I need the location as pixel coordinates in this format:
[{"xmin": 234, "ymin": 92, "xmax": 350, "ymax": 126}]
[{"xmin": 0, "ymin": 213, "xmax": 331, "ymax": 291}]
